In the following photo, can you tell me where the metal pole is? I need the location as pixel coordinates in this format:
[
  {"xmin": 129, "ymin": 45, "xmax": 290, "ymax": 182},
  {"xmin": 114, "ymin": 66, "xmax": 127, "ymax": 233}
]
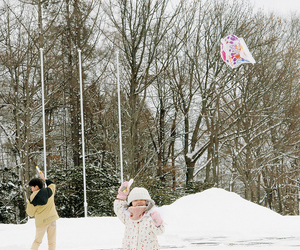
[
  {"xmin": 78, "ymin": 49, "xmax": 88, "ymax": 217},
  {"xmin": 40, "ymin": 48, "xmax": 47, "ymax": 178},
  {"xmin": 117, "ymin": 51, "xmax": 123, "ymax": 183}
]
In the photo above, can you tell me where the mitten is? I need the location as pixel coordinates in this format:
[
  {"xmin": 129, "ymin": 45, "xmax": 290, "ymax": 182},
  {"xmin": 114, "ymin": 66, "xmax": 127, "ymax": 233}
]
[
  {"xmin": 117, "ymin": 181, "xmax": 130, "ymax": 201},
  {"xmin": 151, "ymin": 210, "xmax": 163, "ymax": 227}
]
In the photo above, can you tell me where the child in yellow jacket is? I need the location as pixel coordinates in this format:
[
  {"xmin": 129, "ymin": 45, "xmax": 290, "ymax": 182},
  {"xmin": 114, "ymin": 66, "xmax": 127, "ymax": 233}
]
[{"xmin": 26, "ymin": 171, "xmax": 59, "ymax": 250}]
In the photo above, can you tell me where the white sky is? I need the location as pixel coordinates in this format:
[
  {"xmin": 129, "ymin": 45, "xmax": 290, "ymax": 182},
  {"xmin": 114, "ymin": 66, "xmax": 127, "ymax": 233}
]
[{"xmin": 250, "ymin": 0, "xmax": 300, "ymax": 16}]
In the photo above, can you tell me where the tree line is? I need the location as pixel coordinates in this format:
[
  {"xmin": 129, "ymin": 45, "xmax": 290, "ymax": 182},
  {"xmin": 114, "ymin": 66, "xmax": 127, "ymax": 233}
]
[{"xmin": 1, "ymin": 0, "xmax": 300, "ymax": 223}]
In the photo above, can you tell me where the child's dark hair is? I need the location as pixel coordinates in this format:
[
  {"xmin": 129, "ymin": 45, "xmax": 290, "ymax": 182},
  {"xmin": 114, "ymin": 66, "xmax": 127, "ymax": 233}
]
[{"xmin": 29, "ymin": 178, "xmax": 43, "ymax": 190}]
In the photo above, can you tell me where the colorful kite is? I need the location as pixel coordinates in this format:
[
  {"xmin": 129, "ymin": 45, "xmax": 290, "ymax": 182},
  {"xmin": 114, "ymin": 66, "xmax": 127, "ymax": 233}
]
[{"xmin": 220, "ymin": 34, "xmax": 255, "ymax": 69}]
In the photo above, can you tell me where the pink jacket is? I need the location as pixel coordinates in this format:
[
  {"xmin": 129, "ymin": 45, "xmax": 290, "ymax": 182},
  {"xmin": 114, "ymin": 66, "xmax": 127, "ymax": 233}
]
[{"xmin": 114, "ymin": 199, "xmax": 165, "ymax": 250}]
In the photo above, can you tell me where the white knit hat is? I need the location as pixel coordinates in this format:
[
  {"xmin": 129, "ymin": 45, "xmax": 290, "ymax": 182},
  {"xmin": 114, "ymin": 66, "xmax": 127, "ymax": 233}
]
[{"xmin": 127, "ymin": 187, "xmax": 154, "ymax": 205}]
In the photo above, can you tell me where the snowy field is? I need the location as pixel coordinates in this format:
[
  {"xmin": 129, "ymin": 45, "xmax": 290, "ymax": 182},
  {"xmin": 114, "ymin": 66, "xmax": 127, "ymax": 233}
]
[{"xmin": 1, "ymin": 188, "xmax": 300, "ymax": 250}]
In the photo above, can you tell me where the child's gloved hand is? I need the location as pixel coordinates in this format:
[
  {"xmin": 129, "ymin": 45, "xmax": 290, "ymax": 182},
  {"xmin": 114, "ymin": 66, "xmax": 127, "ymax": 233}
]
[
  {"xmin": 117, "ymin": 181, "xmax": 130, "ymax": 201},
  {"xmin": 151, "ymin": 210, "xmax": 163, "ymax": 227}
]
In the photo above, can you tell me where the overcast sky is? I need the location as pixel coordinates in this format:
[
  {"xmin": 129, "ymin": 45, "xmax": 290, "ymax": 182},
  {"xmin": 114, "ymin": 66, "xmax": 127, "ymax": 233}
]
[{"xmin": 250, "ymin": 0, "xmax": 300, "ymax": 16}]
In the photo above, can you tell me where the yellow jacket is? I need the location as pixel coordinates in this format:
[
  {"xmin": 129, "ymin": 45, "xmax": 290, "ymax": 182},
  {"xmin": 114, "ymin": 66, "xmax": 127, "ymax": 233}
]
[{"xmin": 26, "ymin": 180, "xmax": 59, "ymax": 228}]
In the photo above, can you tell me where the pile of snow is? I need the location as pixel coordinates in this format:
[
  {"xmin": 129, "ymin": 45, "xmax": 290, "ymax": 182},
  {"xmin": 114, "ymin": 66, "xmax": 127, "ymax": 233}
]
[
  {"xmin": 1, "ymin": 188, "xmax": 300, "ymax": 250},
  {"xmin": 163, "ymin": 188, "xmax": 285, "ymax": 237}
]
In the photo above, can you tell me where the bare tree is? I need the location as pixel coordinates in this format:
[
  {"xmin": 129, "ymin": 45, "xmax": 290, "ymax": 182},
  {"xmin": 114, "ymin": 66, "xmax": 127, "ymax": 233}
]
[
  {"xmin": 103, "ymin": 0, "xmax": 182, "ymax": 177},
  {"xmin": 0, "ymin": 1, "xmax": 42, "ymax": 208}
]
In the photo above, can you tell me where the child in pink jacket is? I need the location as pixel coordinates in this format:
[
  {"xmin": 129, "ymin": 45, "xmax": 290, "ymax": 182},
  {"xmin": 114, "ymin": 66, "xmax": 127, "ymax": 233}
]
[{"xmin": 114, "ymin": 181, "xmax": 165, "ymax": 250}]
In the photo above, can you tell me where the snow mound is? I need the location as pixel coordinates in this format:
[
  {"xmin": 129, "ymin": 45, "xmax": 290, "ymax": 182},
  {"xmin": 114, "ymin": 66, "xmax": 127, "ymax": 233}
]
[{"xmin": 162, "ymin": 188, "xmax": 285, "ymax": 237}]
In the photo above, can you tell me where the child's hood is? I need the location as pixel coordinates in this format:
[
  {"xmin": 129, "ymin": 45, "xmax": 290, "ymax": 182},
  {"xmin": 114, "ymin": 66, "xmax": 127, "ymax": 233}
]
[{"xmin": 30, "ymin": 187, "xmax": 53, "ymax": 206}]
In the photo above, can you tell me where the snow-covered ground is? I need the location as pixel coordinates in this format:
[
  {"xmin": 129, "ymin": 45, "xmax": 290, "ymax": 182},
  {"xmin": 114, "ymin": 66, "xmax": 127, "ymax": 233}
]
[{"xmin": 1, "ymin": 188, "xmax": 300, "ymax": 249}]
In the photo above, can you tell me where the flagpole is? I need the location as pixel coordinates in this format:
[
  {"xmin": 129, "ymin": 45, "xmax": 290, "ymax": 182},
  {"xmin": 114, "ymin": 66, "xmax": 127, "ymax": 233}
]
[
  {"xmin": 117, "ymin": 51, "xmax": 123, "ymax": 183},
  {"xmin": 78, "ymin": 49, "xmax": 88, "ymax": 217},
  {"xmin": 40, "ymin": 48, "xmax": 47, "ymax": 178}
]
